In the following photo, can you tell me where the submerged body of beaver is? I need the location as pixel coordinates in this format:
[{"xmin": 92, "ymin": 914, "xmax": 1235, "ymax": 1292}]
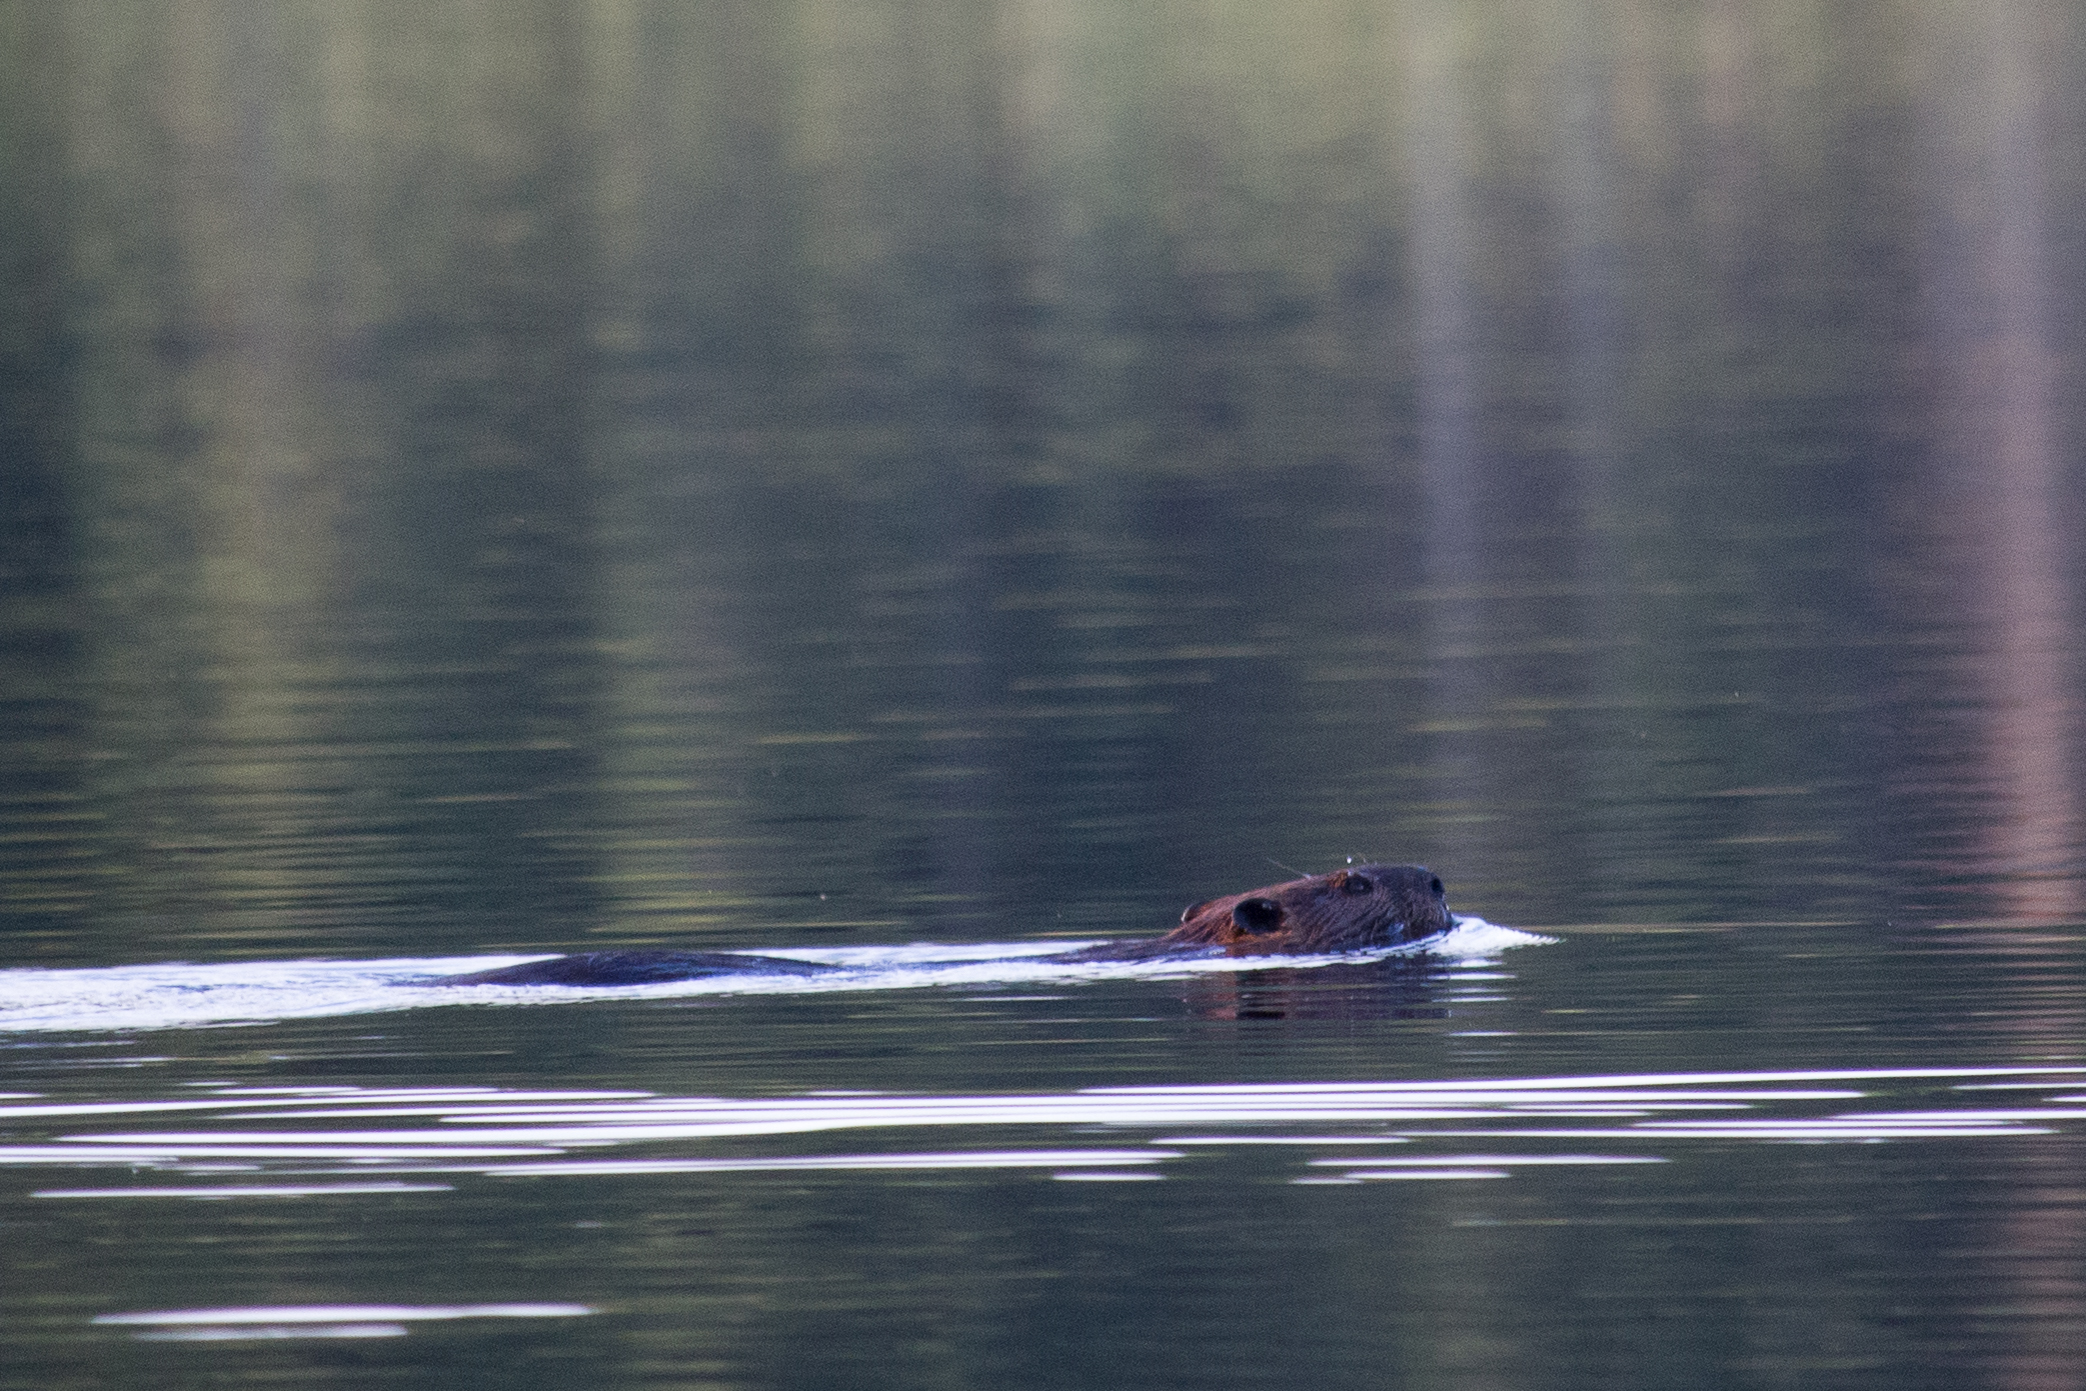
[{"xmin": 427, "ymin": 863, "xmax": 1452, "ymax": 987}]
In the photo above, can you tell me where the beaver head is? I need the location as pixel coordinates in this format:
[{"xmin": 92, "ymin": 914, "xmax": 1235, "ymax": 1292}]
[{"xmin": 1163, "ymin": 864, "xmax": 1452, "ymax": 956}]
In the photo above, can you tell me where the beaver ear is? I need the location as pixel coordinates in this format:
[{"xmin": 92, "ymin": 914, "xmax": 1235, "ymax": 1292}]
[
  {"xmin": 1232, "ymin": 898, "xmax": 1284, "ymax": 935},
  {"xmin": 1179, "ymin": 898, "xmax": 1215, "ymax": 924}
]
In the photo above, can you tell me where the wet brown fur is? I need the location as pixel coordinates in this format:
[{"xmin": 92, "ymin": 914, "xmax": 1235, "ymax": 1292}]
[{"xmin": 1067, "ymin": 863, "xmax": 1452, "ymax": 961}]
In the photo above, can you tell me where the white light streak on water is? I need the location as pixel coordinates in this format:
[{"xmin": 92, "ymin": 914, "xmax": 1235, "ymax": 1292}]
[
  {"xmin": 466, "ymin": 1148, "xmax": 1180, "ymax": 1176},
  {"xmin": 94, "ymin": 1302, "xmax": 594, "ymax": 1341},
  {"xmin": 1311, "ymin": 1154, "xmax": 1666, "ymax": 1168},
  {"xmin": 37, "ymin": 1181, "xmax": 455, "ymax": 1198},
  {"xmin": 1154, "ymin": 1135, "xmax": 1415, "ymax": 1146},
  {"xmin": 135, "ymin": 1324, "xmax": 411, "ymax": 1340},
  {"xmin": 1341, "ymin": 1169, "xmax": 1511, "ymax": 1181},
  {"xmin": 12, "ymin": 1143, "xmax": 565, "ymax": 1161},
  {"xmin": 2, "ymin": 1067, "xmax": 2076, "ymax": 1198},
  {"xmin": 98, "ymin": 1303, "xmax": 596, "ymax": 1325}
]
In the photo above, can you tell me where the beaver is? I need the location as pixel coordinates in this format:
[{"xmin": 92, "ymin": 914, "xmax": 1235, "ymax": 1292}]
[
  {"xmin": 1059, "ymin": 864, "xmax": 1451, "ymax": 960},
  {"xmin": 424, "ymin": 863, "xmax": 1452, "ymax": 986}
]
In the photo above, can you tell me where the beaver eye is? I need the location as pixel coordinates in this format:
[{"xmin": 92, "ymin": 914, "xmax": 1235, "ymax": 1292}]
[
  {"xmin": 1341, "ymin": 873, "xmax": 1374, "ymax": 895},
  {"xmin": 1430, "ymin": 876, "xmax": 1444, "ymax": 896}
]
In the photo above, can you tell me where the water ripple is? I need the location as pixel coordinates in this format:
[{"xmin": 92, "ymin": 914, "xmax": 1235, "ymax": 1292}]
[{"xmin": 4, "ymin": 1065, "xmax": 2078, "ymax": 1198}]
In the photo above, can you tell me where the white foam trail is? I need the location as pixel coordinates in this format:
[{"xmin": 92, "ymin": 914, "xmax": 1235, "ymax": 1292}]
[{"xmin": 0, "ymin": 919, "xmax": 1548, "ymax": 1035}]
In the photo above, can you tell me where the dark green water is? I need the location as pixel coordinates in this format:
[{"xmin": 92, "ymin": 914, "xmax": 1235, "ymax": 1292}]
[{"xmin": 3, "ymin": 3, "xmax": 2085, "ymax": 1388}]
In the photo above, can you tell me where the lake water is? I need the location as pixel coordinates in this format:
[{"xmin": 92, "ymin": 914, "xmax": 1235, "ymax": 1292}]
[{"xmin": 3, "ymin": 4, "xmax": 2085, "ymax": 1388}]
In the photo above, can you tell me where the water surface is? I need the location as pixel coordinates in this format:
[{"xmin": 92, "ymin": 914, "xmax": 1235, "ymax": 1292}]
[{"xmin": 3, "ymin": 3, "xmax": 2084, "ymax": 1388}]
